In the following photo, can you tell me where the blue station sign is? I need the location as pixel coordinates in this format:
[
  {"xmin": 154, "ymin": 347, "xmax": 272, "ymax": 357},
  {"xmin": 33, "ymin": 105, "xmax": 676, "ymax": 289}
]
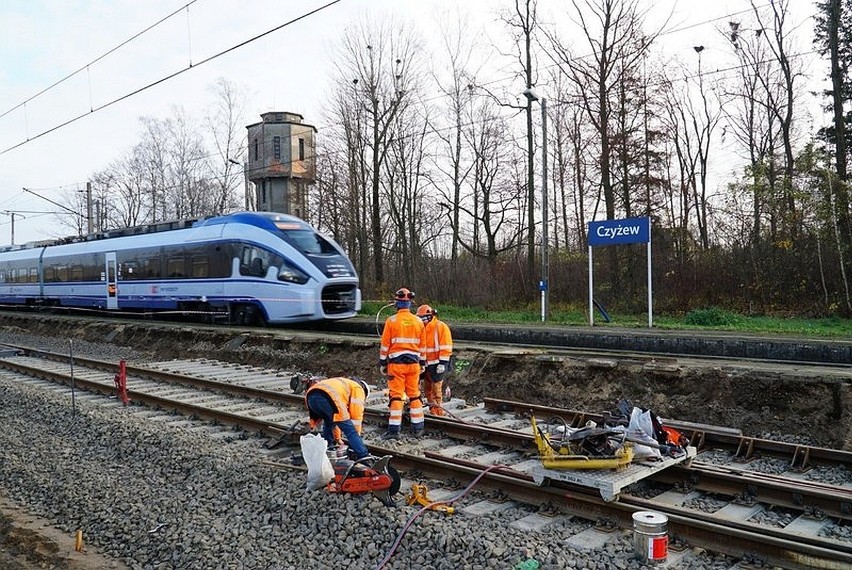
[{"xmin": 588, "ymin": 216, "xmax": 650, "ymax": 247}]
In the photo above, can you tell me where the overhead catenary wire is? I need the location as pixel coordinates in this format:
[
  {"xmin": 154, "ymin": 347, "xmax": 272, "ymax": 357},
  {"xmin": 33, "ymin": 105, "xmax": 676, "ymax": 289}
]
[
  {"xmin": 2, "ymin": 0, "xmax": 792, "ymax": 158},
  {"xmin": 0, "ymin": 0, "xmax": 345, "ymax": 156},
  {"xmin": 0, "ymin": 0, "xmax": 200, "ymax": 121},
  {"xmin": 4, "ymin": 0, "xmax": 818, "ymax": 230}
]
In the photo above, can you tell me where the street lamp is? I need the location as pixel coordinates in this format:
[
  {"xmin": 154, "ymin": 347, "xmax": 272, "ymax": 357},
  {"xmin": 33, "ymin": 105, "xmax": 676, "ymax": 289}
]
[
  {"xmin": 228, "ymin": 158, "xmax": 251, "ymax": 211},
  {"xmin": 523, "ymin": 88, "xmax": 549, "ymax": 322}
]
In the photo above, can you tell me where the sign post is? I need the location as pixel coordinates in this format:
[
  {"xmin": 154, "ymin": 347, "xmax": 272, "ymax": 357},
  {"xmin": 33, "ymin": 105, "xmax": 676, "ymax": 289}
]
[{"xmin": 587, "ymin": 217, "xmax": 653, "ymax": 327}]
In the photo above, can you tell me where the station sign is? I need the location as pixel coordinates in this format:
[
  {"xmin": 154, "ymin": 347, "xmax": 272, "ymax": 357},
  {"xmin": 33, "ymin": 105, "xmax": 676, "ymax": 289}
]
[{"xmin": 588, "ymin": 217, "xmax": 650, "ymax": 247}]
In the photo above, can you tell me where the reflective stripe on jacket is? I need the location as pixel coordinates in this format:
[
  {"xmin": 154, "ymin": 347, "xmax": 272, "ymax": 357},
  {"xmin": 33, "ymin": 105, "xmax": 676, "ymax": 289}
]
[
  {"xmin": 305, "ymin": 377, "xmax": 366, "ymax": 433},
  {"xmin": 423, "ymin": 318, "xmax": 452, "ymax": 365},
  {"xmin": 379, "ymin": 309, "xmax": 426, "ymax": 365}
]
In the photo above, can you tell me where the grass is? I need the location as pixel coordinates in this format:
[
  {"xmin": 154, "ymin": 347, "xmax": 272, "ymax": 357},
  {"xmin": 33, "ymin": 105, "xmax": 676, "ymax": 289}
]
[{"xmin": 359, "ymin": 302, "xmax": 852, "ymax": 338}]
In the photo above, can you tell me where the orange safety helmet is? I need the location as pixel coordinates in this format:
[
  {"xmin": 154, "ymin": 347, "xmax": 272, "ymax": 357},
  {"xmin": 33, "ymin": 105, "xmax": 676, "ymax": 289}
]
[
  {"xmin": 394, "ymin": 287, "xmax": 415, "ymax": 301},
  {"xmin": 416, "ymin": 304, "xmax": 436, "ymax": 323}
]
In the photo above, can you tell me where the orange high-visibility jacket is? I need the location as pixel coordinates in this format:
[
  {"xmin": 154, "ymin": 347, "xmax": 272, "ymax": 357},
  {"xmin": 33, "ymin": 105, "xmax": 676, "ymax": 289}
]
[
  {"xmin": 305, "ymin": 377, "xmax": 367, "ymax": 434},
  {"xmin": 423, "ymin": 318, "xmax": 452, "ymax": 366},
  {"xmin": 379, "ymin": 309, "xmax": 426, "ymax": 365}
]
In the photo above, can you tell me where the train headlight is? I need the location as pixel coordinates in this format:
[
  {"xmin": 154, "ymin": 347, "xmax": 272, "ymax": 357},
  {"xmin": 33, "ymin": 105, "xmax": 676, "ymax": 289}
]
[{"xmin": 278, "ymin": 262, "xmax": 309, "ymax": 284}]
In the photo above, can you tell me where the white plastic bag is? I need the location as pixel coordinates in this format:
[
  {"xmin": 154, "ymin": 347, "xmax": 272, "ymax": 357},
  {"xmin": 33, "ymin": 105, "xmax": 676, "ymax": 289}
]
[
  {"xmin": 300, "ymin": 433, "xmax": 335, "ymax": 491},
  {"xmin": 628, "ymin": 407, "xmax": 662, "ymax": 459}
]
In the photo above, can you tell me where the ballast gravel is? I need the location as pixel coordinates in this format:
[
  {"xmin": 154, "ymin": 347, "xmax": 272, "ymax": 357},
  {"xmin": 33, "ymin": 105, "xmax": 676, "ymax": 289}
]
[{"xmin": 0, "ymin": 331, "xmax": 803, "ymax": 569}]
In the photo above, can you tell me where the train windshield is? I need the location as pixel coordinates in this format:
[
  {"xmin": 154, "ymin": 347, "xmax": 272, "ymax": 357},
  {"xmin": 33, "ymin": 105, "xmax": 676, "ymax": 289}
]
[{"xmin": 276, "ymin": 227, "xmax": 337, "ymax": 255}]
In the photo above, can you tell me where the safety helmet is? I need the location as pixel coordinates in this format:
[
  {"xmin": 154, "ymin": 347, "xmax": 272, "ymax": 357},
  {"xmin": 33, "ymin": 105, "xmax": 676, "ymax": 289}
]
[
  {"xmin": 416, "ymin": 304, "xmax": 436, "ymax": 323},
  {"xmin": 352, "ymin": 376, "xmax": 370, "ymax": 401},
  {"xmin": 290, "ymin": 373, "xmax": 321, "ymax": 394},
  {"xmin": 394, "ymin": 287, "xmax": 415, "ymax": 301}
]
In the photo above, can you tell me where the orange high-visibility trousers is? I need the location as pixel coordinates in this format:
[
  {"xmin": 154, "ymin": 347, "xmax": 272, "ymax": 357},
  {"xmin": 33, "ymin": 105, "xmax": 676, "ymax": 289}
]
[{"xmin": 387, "ymin": 362, "xmax": 424, "ymax": 433}]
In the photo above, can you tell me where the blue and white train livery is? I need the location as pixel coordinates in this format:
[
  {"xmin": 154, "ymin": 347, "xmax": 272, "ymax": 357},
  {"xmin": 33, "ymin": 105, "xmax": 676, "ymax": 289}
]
[{"xmin": 0, "ymin": 211, "xmax": 361, "ymax": 324}]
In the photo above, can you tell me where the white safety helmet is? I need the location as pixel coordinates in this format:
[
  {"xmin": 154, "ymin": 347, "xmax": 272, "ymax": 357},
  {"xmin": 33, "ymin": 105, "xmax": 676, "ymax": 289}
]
[{"xmin": 353, "ymin": 376, "xmax": 370, "ymax": 401}]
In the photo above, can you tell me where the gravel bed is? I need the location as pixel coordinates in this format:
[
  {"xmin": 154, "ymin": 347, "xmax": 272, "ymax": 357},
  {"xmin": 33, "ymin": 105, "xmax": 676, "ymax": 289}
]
[
  {"xmin": 0, "ymin": 329, "xmax": 841, "ymax": 567},
  {"xmin": 0, "ymin": 374, "xmax": 738, "ymax": 568}
]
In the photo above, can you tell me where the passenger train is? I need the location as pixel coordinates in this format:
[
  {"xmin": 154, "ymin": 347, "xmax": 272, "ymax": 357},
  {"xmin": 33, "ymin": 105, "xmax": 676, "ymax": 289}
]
[{"xmin": 0, "ymin": 211, "xmax": 361, "ymax": 324}]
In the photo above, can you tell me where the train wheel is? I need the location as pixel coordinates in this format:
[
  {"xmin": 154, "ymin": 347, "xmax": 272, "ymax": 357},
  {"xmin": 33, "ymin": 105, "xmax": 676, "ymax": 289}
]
[{"xmin": 230, "ymin": 303, "xmax": 265, "ymax": 326}]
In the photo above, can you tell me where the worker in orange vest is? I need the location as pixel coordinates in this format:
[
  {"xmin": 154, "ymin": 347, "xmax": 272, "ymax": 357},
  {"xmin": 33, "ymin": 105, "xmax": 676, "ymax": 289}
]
[
  {"xmin": 416, "ymin": 304, "xmax": 453, "ymax": 416},
  {"xmin": 379, "ymin": 288, "xmax": 426, "ymax": 439},
  {"xmin": 304, "ymin": 376, "xmax": 371, "ymax": 460}
]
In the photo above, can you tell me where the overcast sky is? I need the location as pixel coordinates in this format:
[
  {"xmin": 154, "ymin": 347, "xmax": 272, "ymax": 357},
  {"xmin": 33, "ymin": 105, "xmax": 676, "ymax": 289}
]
[{"xmin": 0, "ymin": 0, "xmax": 820, "ymax": 246}]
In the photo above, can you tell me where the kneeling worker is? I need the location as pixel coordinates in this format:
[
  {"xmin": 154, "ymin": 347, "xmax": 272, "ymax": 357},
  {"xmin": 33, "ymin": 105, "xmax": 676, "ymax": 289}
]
[{"xmin": 304, "ymin": 376, "xmax": 371, "ymax": 460}]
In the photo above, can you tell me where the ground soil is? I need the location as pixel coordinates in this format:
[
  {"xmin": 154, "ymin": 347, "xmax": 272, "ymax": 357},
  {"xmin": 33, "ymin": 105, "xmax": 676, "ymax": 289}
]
[{"xmin": 0, "ymin": 315, "xmax": 849, "ymax": 568}]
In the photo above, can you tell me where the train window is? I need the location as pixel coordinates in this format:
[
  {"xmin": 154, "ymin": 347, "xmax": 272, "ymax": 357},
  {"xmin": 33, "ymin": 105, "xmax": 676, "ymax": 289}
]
[
  {"xmin": 142, "ymin": 255, "xmax": 161, "ymax": 279},
  {"xmin": 29, "ymin": 268, "xmax": 38, "ymax": 283},
  {"xmin": 57, "ymin": 267, "xmax": 68, "ymax": 282},
  {"xmin": 70, "ymin": 266, "xmax": 84, "ymax": 281},
  {"xmin": 239, "ymin": 246, "xmax": 273, "ymax": 278},
  {"xmin": 209, "ymin": 243, "xmax": 232, "ymax": 278},
  {"xmin": 122, "ymin": 262, "xmax": 139, "ymax": 280},
  {"xmin": 167, "ymin": 257, "xmax": 185, "ymax": 278},
  {"xmin": 43, "ymin": 267, "xmax": 54, "ymax": 282},
  {"xmin": 0, "ymin": 269, "xmax": 5, "ymax": 283},
  {"xmin": 192, "ymin": 259, "xmax": 209, "ymax": 278}
]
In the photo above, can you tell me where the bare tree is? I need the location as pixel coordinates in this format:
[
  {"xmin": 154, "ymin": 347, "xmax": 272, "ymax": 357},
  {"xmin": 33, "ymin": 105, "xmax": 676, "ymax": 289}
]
[
  {"xmin": 501, "ymin": 0, "xmax": 540, "ymax": 283},
  {"xmin": 452, "ymin": 96, "xmax": 525, "ymax": 267},
  {"xmin": 746, "ymin": 0, "xmax": 803, "ymax": 239},
  {"xmin": 547, "ymin": 0, "xmax": 655, "ymax": 222},
  {"xmin": 205, "ymin": 77, "xmax": 248, "ymax": 213},
  {"xmin": 330, "ymin": 19, "xmax": 423, "ymax": 288},
  {"xmin": 431, "ymin": 10, "xmax": 478, "ymax": 266}
]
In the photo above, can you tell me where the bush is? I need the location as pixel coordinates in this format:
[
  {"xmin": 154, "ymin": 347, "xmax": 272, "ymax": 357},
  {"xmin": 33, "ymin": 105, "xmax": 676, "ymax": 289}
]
[{"xmin": 683, "ymin": 307, "xmax": 741, "ymax": 327}]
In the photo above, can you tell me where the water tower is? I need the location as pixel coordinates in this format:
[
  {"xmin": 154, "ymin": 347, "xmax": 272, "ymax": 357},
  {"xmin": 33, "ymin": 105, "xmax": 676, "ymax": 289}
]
[{"xmin": 245, "ymin": 112, "xmax": 316, "ymax": 218}]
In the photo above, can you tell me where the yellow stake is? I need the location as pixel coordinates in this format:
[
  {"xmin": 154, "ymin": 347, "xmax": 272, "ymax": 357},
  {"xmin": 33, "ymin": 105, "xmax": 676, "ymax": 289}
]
[{"xmin": 74, "ymin": 529, "xmax": 83, "ymax": 552}]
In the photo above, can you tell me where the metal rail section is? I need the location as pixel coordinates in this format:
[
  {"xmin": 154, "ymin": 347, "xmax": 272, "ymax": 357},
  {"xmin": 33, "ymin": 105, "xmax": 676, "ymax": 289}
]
[{"xmin": 1, "ymin": 346, "xmax": 850, "ymax": 568}]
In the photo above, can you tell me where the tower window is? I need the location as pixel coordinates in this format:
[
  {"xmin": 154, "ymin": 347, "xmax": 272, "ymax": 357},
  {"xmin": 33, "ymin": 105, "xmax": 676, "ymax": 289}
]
[
  {"xmin": 273, "ymin": 136, "xmax": 281, "ymax": 160},
  {"xmin": 253, "ymin": 138, "xmax": 259, "ymax": 161},
  {"xmin": 298, "ymin": 138, "xmax": 305, "ymax": 161}
]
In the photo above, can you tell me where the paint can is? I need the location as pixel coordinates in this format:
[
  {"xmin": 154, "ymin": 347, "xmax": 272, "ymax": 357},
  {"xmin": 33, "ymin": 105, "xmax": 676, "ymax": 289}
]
[{"xmin": 632, "ymin": 511, "xmax": 668, "ymax": 563}]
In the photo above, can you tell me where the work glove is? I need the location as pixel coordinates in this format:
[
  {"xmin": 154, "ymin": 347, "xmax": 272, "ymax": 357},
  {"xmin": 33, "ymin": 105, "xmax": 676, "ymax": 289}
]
[
  {"xmin": 420, "ymin": 364, "xmax": 426, "ymax": 374},
  {"xmin": 436, "ymin": 362, "xmax": 447, "ymax": 375},
  {"xmin": 380, "ymin": 365, "xmax": 387, "ymax": 376}
]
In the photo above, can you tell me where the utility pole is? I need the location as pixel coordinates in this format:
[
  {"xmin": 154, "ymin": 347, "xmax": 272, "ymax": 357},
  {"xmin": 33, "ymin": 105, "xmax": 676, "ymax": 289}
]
[
  {"xmin": 86, "ymin": 182, "xmax": 93, "ymax": 234},
  {"xmin": 523, "ymin": 89, "xmax": 549, "ymax": 322},
  {"xmin": 0, "ymin": 211, "xmax": 26, "ymax": 245}
]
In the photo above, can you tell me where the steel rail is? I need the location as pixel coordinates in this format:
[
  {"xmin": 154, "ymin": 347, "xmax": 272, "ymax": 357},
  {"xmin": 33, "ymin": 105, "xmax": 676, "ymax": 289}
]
[
  {"xmin": 484, "ymin": 397, "xmax": 852, "ymax": 467},
  {"xmin": 418, "ymin": 452, "xmax": 852, "ymax": 570},
  {"xmin": 3, "ymin": 346, "xmax": 852, "ymax": 566}
]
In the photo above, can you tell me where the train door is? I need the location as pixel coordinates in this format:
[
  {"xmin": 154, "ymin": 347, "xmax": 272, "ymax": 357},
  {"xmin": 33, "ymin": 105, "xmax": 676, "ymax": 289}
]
[{"xmin": 106, "ymin": 252, "xmax": 118, "ymax": 309}]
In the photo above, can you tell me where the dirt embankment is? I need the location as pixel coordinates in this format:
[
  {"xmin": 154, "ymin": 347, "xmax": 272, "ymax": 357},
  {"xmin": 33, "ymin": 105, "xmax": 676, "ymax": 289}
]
[{"xmin": 6, "ymin": 316, "xmax": 848, "ymax": 451}]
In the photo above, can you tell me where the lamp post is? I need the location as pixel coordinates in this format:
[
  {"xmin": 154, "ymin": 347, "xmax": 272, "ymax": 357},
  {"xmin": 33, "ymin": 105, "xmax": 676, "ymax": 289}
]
[
  {"xmin": 228, "ymin": 158, "xmax": 251, "ymax": 211},
  {"xmin": 523, "ymin": 88, "xmax": 549, "ymax": 322}
]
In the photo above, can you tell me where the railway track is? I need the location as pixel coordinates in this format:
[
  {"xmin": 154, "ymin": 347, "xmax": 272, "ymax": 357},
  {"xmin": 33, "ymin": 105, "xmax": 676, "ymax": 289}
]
[
  {"xmin": 0, "ymin": 344, "xmax": 850, "ymax": 569},
  {"xmin": 0, "ymin": 310, "xmax": 850, "ymax": 371}
]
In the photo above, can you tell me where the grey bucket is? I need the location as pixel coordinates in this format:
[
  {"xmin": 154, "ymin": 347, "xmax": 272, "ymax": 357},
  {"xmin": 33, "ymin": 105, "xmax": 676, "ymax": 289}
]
[{"xmin": 632, "ymin": 511, "xmax": 668, "ymax": 563}]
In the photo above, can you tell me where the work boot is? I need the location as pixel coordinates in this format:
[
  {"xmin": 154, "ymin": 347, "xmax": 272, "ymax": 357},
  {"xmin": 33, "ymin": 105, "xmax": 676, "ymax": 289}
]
[
  {"xmin": 382, "ymin": 431, "xmax": 400, "ymax": 440},
  {"xmin": 411, "ymin": 426, "xmax": 425, "ymax": 439}
]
